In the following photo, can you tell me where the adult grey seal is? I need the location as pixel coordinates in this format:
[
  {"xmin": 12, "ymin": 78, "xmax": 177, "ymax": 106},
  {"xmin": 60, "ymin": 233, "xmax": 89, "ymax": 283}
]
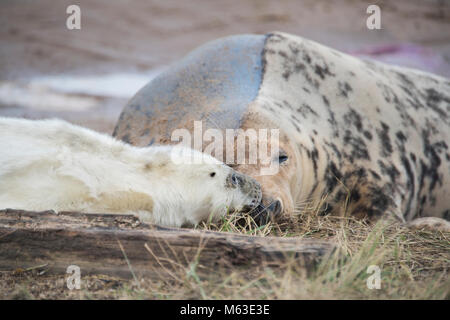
[{"xmin": 114, "ymin": 32, "xmax": 450, "ymax": 229}]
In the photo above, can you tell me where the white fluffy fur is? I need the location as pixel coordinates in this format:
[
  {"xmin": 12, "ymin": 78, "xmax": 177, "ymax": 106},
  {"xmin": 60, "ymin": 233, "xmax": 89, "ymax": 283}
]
[{"xmin": 0, "ymin": 117, "xmax": 254, "ymax": 227}]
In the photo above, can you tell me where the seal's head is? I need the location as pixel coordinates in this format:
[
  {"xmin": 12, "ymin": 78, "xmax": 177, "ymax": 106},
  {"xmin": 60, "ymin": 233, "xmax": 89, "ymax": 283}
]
[
  {"xmin": 143, "ymin": 145, "xmax": 262, "ymax": 227},
  {"xmin": 229, "ymin": 128, "xmax": 299, "ymax": 225}
]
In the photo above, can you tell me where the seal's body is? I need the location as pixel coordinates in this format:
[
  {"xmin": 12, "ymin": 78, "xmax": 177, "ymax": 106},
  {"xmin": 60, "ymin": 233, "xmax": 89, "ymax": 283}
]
[
  {"xmin": 114, "ymin": 32, "xmax": 450, "ymax": 224},
  {"xmin": 0, "ymin": 117, "xmax": 262, "ymax": 227}
]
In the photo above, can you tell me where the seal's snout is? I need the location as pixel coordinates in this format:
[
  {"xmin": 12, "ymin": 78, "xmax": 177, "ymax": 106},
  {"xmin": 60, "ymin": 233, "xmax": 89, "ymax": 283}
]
[
  {"xmin": 267, "ymin": 199, "xmax": 282, "ymax": 216},
  {"xmin": 250, "ymin": 198, "xmax": 283, "ymax": 226},
  {"xmin": 229, "ymin": 172, "xmax": 244, "ymax": 188}
]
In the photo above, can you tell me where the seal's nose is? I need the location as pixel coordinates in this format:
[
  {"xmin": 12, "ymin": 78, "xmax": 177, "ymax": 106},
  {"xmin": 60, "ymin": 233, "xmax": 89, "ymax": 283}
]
[
  {"xmin": 250, "ymin": 198, "xmax": 282, "ymax": 226},
  {"xmin": 267, "ymin": 200, "xmax": 282, "ymax": 216}
]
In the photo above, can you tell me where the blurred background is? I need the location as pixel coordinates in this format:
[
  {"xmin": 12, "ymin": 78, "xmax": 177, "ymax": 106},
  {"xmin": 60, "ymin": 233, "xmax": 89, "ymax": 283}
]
[{"xmin": 1, "ymin": 0, "xmax": 449, "ymax": 134}]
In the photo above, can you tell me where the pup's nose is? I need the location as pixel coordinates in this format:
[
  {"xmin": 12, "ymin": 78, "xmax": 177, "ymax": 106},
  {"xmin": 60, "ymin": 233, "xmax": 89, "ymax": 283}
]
[
  {"xmin": 227, "ymin": 171, "xmax": 262, "ymax": 211},
  {"xmin": 227, "ymin": 171, "xmax": 258, "ymax": 193},
  {"xmin": 230, "ymin": 172, "xmax": 243, "ymax": 187}
]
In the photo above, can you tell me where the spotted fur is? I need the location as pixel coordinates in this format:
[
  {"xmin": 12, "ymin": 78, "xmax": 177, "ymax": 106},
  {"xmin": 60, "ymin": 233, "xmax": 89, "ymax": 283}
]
[{"xmin": 258, "ymin": 32, "xmax": 450, "ymax": 222}]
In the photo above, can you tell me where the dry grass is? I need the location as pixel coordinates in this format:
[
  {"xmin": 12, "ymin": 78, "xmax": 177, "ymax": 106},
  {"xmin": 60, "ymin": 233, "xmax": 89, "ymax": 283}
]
[
  {"xmin": 132, "ymin": 202, "xmax": 449, "ymax": 300},
  {"xmin": 1, "ymin": 201, "xmax": 449, "ymax": 300}
]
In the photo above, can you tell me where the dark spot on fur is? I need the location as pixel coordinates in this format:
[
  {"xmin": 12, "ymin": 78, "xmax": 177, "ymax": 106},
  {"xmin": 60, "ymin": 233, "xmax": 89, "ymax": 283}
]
[
  {"xmin": 377, "ymin": 122, "xmax": 393, "ymax": 157},
  {"xmin": 344, "ymin": 109, "xmax": 363, "ymax": 132},
  {"xmin": 421, "ymin": 195, "xmax": 427, "ymax": 205},
  {"xmin": 368, "ymin": 186, "xmax": 394, "ymax": 213},
  {"xmin": 401, "ymin": 155, "xmax": 415, "ymax": 216},
  {"xmin": 378, "ymin": 160, "xmax": 400, "ymax": 183},
  {"xmin": 324, "ymin": 161, "xmax": 342, "ymax": 194},
  {"xmin": 338, "ymin": 81, "xmax": 353, "ymax": 98},
  {"xmin": 278, "ymin": 50, "xmax": 288, "ymax": 58},
  {"xmin": 334, "ymin": 190, "xmax": 347, "ymax": 202},
  {"xmin": 314, "ymin": 63, "xmax": 335, "ymax": 79},
  {"xmin": 350, "ymin": 189, "xmax": 361, "ymax": 202},
  {"xmin": 290, "ymin": 119, "xmax": 301, "ymax": 132},
  {"xmin": 421, "ymin": 129, "xmax": 442, "ymax": 193},
  {"xmin": 297, "ymin": 103, "xmax": 318, "ymax": 118},
  {"xmin": 343, "ymin": 130, "xmax": 370, "ymax": 160},
  {"xmin": 324, "ymin": 140, "xmax": 342, "ymax": 160},
  {"xmin": 363, "ymin": 131, "xmax": 373, "ymax": 140},
  {"xmin": 369, "ymin": 170, "xmax": 381, "ymax": 180},
  {"xmin": 310, "ymin": 147, "xmax": 319, "ymax": 179},
  {"xmin": 423, "ymin": 88, "xmax": 449, "ymax": 119}
]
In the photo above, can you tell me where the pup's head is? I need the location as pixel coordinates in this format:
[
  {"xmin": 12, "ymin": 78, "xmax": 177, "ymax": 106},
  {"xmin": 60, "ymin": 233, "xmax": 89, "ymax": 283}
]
[{"xmin": 143, "ymin": 145, "xmax": 262, "ymax": 227}]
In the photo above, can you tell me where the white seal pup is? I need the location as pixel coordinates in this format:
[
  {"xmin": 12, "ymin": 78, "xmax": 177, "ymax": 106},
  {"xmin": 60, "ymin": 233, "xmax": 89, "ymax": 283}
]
[{"xmin": 0, "ymin": 117, "xmax": 262, "ymax": 227}]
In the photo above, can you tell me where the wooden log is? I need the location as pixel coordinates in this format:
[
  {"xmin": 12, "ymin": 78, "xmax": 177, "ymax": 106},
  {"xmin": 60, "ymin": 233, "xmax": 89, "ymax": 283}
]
[{"xmin": 0, "ymin": 209, "xmax": 337, "ymax": 279}]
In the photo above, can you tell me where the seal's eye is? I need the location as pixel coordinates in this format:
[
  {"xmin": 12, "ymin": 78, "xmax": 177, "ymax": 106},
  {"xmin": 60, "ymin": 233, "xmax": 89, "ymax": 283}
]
[
  {"xmin": 210, "ymin": 172, "xmax": 216, "ymax": 177},
  {"xmin": 278, "ymin": 152, "xmax": 288, "ymax": 164}
]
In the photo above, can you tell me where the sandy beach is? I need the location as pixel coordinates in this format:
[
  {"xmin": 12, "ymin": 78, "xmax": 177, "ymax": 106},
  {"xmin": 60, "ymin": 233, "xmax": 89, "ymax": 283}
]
[{"xmin": 1, "ymin": 0, "xmax": 449, "ymax": 133}]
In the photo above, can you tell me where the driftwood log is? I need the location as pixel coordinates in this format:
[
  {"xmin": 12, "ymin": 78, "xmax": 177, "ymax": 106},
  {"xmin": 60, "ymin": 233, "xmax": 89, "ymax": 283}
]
[{"xmin": 0, "ymin": 209, "xmax": 337, "ymax": 279}]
